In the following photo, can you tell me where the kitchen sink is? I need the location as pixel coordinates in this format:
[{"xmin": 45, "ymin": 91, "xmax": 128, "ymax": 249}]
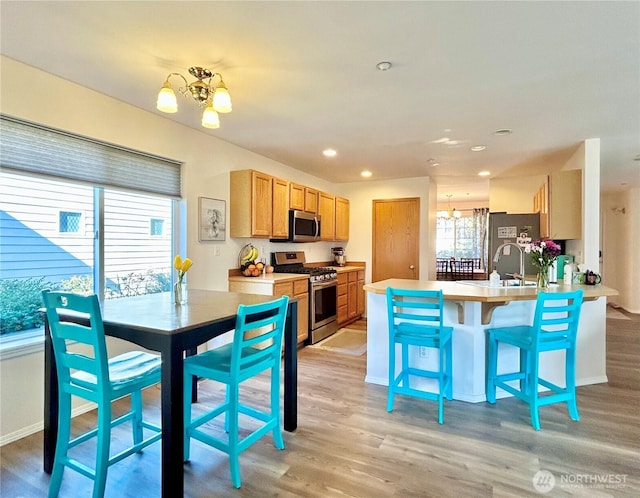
[{"xmin": 457, "ymin": 279, "xmax": 537, "ymax": 288}]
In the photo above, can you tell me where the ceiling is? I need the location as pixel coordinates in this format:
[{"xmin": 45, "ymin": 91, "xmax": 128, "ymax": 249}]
[{"xmin": 1, "ymin": 1, "xmax": 639, "ymax": 202}]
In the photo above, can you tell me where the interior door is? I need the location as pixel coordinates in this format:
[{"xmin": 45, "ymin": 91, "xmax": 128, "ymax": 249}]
[{"xmin": 372, "ymin": 198, "xmax": 420, "ymax": 282}]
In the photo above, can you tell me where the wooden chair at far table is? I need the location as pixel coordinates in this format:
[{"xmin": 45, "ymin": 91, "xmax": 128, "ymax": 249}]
[
  {"xmin": 450, "ymin": 258, "xmax": 475, "ymax": 280},
  {"xmin": 183, "ymin": 295, "xmax": 289, "ymax": 488},
  {"xmin": 41, "ymin": 290, "xmax": 162, "ymax": 498},
  {"xmin": 486, "ymin": 289, "xmax": 585, "ymax": 430},
  {"xmin": 386, "ymin": 287, "xmax": 453, "ymax": 424}
]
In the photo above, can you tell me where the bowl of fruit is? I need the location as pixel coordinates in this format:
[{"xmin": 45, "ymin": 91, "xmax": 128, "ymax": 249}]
[{"xmin": 238, "ymin": 244, "xmax": 274, "ymax": 277}]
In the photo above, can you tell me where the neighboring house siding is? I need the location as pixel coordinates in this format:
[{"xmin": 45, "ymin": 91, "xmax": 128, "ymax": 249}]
[{"xmin": 0, "ymin": 170, "xmax": 172, "ymax": 285}]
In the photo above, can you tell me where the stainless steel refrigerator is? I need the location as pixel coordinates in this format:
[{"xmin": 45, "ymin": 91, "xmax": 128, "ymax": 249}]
[{"xmin": 488, "ymin": 212, "xmax": 540, "ymax": 279}]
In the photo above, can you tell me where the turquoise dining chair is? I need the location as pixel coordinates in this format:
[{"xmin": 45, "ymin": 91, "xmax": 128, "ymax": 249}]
[
  {"xmin": 386, "ymin": 287, "xmax": 453, "ymax": 424},
  {"xmin": 41, "ymin": 290, "xmax": 162, "ymax": 498},
  {"xmin": 183, "ymin": 295, "xmax": 289, "ymax": 488},
  {"xmin": 486, "ymin": 289, "xmax": 584, "ymax": 430}
]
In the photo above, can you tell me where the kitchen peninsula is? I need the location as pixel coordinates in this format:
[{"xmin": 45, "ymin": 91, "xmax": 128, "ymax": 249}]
[{"xmin": 364, "ymin": 279, "xmax": 618, "ymax": 402}]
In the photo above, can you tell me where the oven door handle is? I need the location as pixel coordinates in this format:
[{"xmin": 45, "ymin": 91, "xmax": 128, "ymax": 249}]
[{"xmin": 312, "ymin": 279, "xmax": 337, "ymax": 290}]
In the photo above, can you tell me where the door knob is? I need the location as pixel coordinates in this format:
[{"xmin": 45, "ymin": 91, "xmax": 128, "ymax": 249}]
[{"xmin": 409, "ymin": 265, "xmax": 415, "ymax": 270}]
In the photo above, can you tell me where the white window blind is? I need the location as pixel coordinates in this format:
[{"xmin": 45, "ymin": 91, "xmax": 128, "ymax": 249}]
[{"xmin": 0, "ymin": 114, "xmax": 182, "ymax": 198}]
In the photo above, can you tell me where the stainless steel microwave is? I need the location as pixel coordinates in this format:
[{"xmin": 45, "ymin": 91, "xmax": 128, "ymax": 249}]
[{"xmin": 271, "ymin": 210, "xmax": 321, "ymax": 242}]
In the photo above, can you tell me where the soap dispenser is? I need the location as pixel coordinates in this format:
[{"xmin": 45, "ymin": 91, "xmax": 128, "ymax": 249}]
[{"xmin": 489, "ymin": 269, "xmax": 501, "ymax": 287}]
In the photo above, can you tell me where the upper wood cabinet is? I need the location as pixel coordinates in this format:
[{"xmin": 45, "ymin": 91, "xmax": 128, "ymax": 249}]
[
  {"xmin": 289, "ymin": 183, "xmax": 305, "ymax": 211},
  {"xmin": 304, "ymin": 187, "xmax": 318, "ymax": 213},
  {"xmin": 271, "ymin": 177, "xmax": 290, "ymax": 239},
  {"xmin": 335, "ymin": 196, "xmax": 350, "ymax": 241},
  {"xmin": 533, "ymin": 169, "xmax": 582, "ymax": 240},
  {"xmin": 318, "ymin": 191, "xmax": 335, "ymax": 241},
  {"xmin": 230, "ymin": 170, "xmax": 272, "ymax": 238}
]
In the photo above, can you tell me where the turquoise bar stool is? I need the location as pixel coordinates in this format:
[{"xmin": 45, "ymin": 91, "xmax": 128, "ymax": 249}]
[
  {"xmin": 486, "ymin": 289, "xmax": 584, "ymax": 430},
  {"xmin": 41, "ymin": 291, "xmax": 161, "ymax": 498},
  {"xmin": 386, "ymin": 287, "xmax": 453, "ymax": 424},
  {"xmin": 183, "ymin": 296, "xmax": 289, "ymax": 488}
]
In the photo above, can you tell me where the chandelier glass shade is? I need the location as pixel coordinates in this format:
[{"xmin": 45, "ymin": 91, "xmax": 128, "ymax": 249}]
[
  {"xmin": 437, "ymin": 195, "xmax": 462, "ymax": 219},
  {"xmin": 156, "ymin": 67, "xmax": 232, "ymax": 128}
]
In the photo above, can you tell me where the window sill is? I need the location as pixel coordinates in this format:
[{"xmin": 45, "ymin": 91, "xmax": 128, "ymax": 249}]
[{"xmin": 0, "ymin": 330, "xmax": 44, "ymax": 360}]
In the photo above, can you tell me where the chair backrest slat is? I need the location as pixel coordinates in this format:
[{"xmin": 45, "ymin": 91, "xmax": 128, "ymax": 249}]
[
  {"xmin": 387, "ymin": 287, "xmax": 446, "ymax": 333},
  {"xmin": 532, "ymin": 290, "xmax": 584, "ymax": 350},
  {"xmin": 42, "ymin": 291, "xmax": 110, "ymax": 393},
  {"xmin": 231, "ymin": 296, "xmax": 289, "ymax": 376}
]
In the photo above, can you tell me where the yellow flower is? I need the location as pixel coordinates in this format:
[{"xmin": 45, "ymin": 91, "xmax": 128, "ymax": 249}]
[
  {"xmin": 181, "ymin": 258, "xmax": 193, "ymax": 273},
  {"xmin": 174, "ymin": 255, "xmax": 192, "ymax": 282}
]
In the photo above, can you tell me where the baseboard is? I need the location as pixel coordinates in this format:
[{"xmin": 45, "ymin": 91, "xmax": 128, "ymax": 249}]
[{"xmin": 0, "ymin": 402, "xmax": 97, "ymax": 447}]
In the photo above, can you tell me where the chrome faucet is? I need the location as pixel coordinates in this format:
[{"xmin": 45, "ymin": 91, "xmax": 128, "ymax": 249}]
[{"xmin": 493, "ymin": 242, "xmax": 526, "ymax": 286}]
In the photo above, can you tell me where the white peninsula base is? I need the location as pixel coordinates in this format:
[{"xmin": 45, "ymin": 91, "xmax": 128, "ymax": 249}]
[{"xmin": 364, "ymin": 280, "xmax": 614, "ymax": 403}]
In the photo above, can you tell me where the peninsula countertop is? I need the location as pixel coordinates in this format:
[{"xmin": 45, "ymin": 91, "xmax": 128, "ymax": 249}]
[{"xmin": 364, "ymin": 278, "xmax": 618, "ymax": 303}]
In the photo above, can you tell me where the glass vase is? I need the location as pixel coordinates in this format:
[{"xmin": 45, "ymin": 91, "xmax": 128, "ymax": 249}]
[
  {"xmin": 537, "ymin": 267, "xmax": 550, "ymax": 289},
  {"xmin": 174, "ymin": 281, "xmax": 187, "ymax": 305}
]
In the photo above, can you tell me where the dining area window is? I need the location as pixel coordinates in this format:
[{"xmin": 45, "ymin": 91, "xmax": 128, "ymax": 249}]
[{"xmin": 436, "ymin": 208, "xmax": 489, "ymax": 279}]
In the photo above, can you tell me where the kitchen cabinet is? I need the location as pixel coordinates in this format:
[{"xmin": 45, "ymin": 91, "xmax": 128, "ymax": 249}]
[
  {"xmin": 318, "ymin": 191, "xmax": 335, "ymax": 241},
  {"xmin": 230, "ymin": 170, "xmax": 272, "ymax": 238},
  {"xmin": 356, "ymin": 270, "xmax": 365, "ymax": 316},
  {"xmin": 289, "ymin": 183, "xmax": 305, "ymax": 211},
  {"xmin": 272, "ymin": 176, "xmax": 290, "ymax": 239},
  {"xmin": 533, "ymin": 169, "xmax": 582, "ymax": 240},
  {"xmin": 304, "ymin": 187, "xmax": 318, "ymax": 213},
  {"xmin": 228, "ymin": 276, "xmax": 309, "ymax": 344},
  {"xmin": 336, "ymin": 268, "xmax": 365, "ymax": 327},
  {"xmin": 273, "ymin": 279, "xmax": 309, "ymax": 344},
  {"xmin": 335, "ymin": 196, "xmax": 350, "ymax": 241}
]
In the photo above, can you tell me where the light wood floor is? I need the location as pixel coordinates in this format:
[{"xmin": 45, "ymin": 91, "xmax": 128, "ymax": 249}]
[{"xmin": 1, "ymin": 310, "xmax": 638, "ymax": 497}]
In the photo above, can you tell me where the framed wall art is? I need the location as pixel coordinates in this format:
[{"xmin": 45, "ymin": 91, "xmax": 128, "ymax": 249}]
[{"xmin": 198, "ymin": 197, "xmax": 226, "ymax": 241}]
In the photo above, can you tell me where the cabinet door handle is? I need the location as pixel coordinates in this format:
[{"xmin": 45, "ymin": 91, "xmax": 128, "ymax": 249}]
[{"xmin": 409, "ymin": 265, "xmax": 415, "ymax": 270}]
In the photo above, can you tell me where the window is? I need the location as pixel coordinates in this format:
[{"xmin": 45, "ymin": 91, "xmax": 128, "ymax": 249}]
[
  {"xmin": 150, "ymin": 218, "xmax": 164, "ymax": 236},
  {"xmin": 59, "ymin": 211, "xmax": 82, "ymax": 233},
  {"xmin": 0, "ymin": 115, "xmax": 183, "ymax": 355},
  {"xmin": 436, "ymin": 210, "xmax": 488, "ymax": 264}
]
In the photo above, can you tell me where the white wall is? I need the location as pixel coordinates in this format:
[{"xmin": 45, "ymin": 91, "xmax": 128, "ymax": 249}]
[
  {"xmin": 338, "ymin": 177, "xmax": 433, "ymax": 284},
  {"xmin": 0, "ymin": 57, "xmax": 435, "ymax": 442},
  {"xmin": 602, "ymin": 189, "xmax": 640, "ymax": 312},
  {"xmin": 489, "ymin": 176, "xmax": 546, "ymax": 213}
]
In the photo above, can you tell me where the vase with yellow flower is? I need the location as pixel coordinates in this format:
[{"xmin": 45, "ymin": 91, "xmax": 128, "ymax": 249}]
[{"xmin": 173, "ymin": 255, "xmax": 193, "ymax": 304}]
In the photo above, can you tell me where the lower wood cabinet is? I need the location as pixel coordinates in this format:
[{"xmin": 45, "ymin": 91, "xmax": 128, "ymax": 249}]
[
  {"xmin": 337, "ymin": 268, "xmax": 365, "ymax": 327},
  {"xmin": 228, "ymin": 277, "xmax": 309, "ymax": 344}
]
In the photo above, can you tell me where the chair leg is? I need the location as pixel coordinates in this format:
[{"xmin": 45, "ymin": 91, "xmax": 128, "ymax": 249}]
[
  {"xmin": 271, "ymin": 365, "xmax": 284, "ymax": 450},
  {"xmin": 486, "ymin": 334, "xmax": 497, "ymax": 404},
  {"xmin": 48, "ymin": 393, "xmax": 71, "ymax": 498},
  {"xmin": 228, "ymin": 382, "xmax": 241, "ymax": 488},
  {"xmin": 183, "ymin": 372, "xmax": 192, "ymax": 462},
  {"xmin": 387, "ymin": 343, "xmax": 395, "ymax": 412},
  {"xmin": 519, "ymin": 348, "xmax": 529, "ymax": 396},
  {"xmin": 131, "ymin": 390, "xmax": 143, "ymax": 446},
  {"xmin": 93, "ymin": 402, "xmax": 111, "ymax": 498},
  {"xmin": 566, "ymin": 347, "xmax": 580, "ymax": 421},
  {"xmin": 445, "ymin": 338, "xmax": 453, "ymax": 400},
  {"xmin": 528, "ymin": 352, "xmax": 541, "ymax": 431},
  {"xmin": 401, "ymin": 344, "xmax": 410, "ymax": 389},
  {"xmin": 438, "ymin": 346, "xmax": 445, "ymax": 424}
]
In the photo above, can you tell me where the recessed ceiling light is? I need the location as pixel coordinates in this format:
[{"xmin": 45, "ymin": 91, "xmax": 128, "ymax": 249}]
[
  {"xmin": 361, "ymin": 170, "xmax": 372, "ymax": 178},
  {"xmin": 376, "ymin": 61, "xmax": 392, "ymax": 71},
  {"xmin": 445, "ymin": 140, "xmax": 460, "ymax": 146},
  {"xmin": 493, "ymin": 129, "xmax": 513, "ymax": 136},
  {"xmin": 323, "ymin": 149, "xmax": 337, "ymax": 157},
  {"xmin": 431, "ymin": 137, "xmax": 450, "ymax": 144},
  {"xmin": 478, "ymin": 171, "xmax": 491, "ymax": 177},
  {"xmin": 470, "ymin": 145, "xmax": 486, "ymax": 152}
]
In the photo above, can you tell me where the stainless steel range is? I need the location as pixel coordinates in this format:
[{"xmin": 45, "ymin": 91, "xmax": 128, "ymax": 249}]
[{"xmin": 271, "ymin": 251, "xmax": 338, "ymax": 344}]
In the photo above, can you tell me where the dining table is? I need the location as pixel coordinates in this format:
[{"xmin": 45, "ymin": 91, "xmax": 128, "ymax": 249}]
[{"xmin": 43, "ymin": 289, "xmax": 298, "ymax": 497}]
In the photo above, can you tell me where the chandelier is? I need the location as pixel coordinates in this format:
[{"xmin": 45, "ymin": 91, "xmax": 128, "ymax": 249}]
[
  {"xmin": 437, "ymin": 194, "xmax": 462, "ymax": 219},
  {"xmin": 156, "ymin": 66, "xmax": 232, "ymax": 129}
]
